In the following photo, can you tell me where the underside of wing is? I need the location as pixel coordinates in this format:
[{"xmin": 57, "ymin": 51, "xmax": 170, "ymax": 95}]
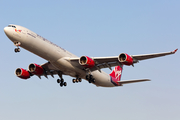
[
  {"xmin": 69, "ymin": 49, "xmax": 178, "ymax": 72},
  {"xmin": 69, "ymin": 56, "xmax": 121, "ymax": 71},
  {"xmin": 30, "ymin": 62, "xmax": 62, "ymax": 78},
  {"xmin": 15, "ymin": 62, "xmax": 63, "ymax": 79}
]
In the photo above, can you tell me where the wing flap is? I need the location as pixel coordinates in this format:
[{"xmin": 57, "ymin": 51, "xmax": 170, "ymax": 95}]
[{"xmin": 118, "ymin": 79, "xmax": 150, "ymax": 84}]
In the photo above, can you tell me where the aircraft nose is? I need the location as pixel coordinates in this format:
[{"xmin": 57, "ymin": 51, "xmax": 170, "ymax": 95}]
[
  {"xmin": 4, "ymin": 27, "xmax": 9, "ymax": 35},
  {"xmin": 4, "ymin": 26, "xmax": 12, "ymax": 38}
]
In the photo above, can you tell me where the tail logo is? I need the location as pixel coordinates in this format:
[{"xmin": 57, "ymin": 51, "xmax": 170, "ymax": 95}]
[{"xmin": 114, "ymin": 67, "xmax": 122, "ymax": 80}]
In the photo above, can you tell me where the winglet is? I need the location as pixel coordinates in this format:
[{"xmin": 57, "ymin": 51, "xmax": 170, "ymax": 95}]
[{"xmin": 172, "ymin": 49, "xmax": 178, "ymax": 54}]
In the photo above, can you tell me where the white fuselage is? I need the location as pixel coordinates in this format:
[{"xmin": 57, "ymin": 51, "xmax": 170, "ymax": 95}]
[{"xmin": 4, "ymin": 25, "xmax": 115, "ymax": 87}]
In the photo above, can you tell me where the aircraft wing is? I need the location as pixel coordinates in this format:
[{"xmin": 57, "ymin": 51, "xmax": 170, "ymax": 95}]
[
  {"xmin": 70, "ymin": 56, "xmax": 121, "ymax": 71},
  {"xmin": 36, "ymin": 62, "xmax": 62, "ymax": 79},
  {"xmin": 118, "ymin": 79, "xmax": 150, "ymax": 85},
  {"xmin": 69, "ymin": 49, "xmax": 178, "ymax": 71},
  {"xmin": 132, "ymin": 49, "xmax": 178, "ymax": 62}
]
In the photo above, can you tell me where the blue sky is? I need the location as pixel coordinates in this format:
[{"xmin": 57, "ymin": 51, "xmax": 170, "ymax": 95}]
[{"xmin": 0, "ymin": 0, "xmax": 180, "ymax": 120}]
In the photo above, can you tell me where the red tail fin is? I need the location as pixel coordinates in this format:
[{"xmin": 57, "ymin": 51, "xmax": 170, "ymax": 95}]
[{"xmin": 109, "ymin": 65, "xmax": 123, "ymax": 81}]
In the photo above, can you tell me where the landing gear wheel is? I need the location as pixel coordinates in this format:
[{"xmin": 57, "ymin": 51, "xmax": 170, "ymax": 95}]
[
  {"xmin": 14, "ymin": 48, "xmax": 20, "ymax": 53},
  {"xmin": 57, "ymin": 79, "xmax": 60, "ymax": 83},
  {"xmin": 60, "ymin": 79, "xmax": 64, "ymax": 83},
  {"xmin": 88, "ymin": 80, "xmax": 92, "ymax": 83},
  {"xmin": 86, "ymin": 74, "xmax": 95, "ymax": 83},
  {"xmin": 17, "ymin": 48, "xmax": 20, "ymax": 52},
  {"xmin": 14, "ymin": 48, "xmax": 18, "ymax": 53},
  {"xmin": 86, "ymin": 75, "xmax": 89, "ymax": 80},
  {"xmin": 92, "ymin": 78, "xmax": 95, "ymax": 83},
  {"xmin": 72, "ymin": 79, "xmax": 76, "ymax": 83},
  {"xmin": 76, "ymin": 79, "xmax": 79, "ymax": 83},
  {"xmin": 78, "ymin": 78, "xmax": 82, "ymax": 82},
  {"xmin": 64, "ymin": 82, "xmax": 67, "ymax": 86},
  {"xmin": 89, "ymin": 75, "xmax": 93, "ymax": 79},
  {"xmin": 60, "ymin": 83, "xmax": 63, "ymax": 87}
]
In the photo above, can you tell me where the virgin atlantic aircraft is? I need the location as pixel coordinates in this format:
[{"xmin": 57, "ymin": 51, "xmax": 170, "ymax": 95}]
[{"xmin": 4, "ymin": 24, "xmax": 178, "ymax": 87}]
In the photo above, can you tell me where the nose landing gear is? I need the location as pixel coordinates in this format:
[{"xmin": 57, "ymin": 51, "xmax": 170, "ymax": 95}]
[
  {"xmin": 14, "ymin": 42, "xmax": 21, "ymax": 53},
  {"xmin": 15, "ymin": 48, "xmax": 20, "ymax": 53}
]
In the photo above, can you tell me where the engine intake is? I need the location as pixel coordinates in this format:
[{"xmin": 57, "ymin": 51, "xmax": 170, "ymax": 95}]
[
  {"xmin": 15, "ymin": 68, "xmax": 30, "ymax": 79},
  {"xmin": 28, "ymin": 63, "xmax": 44, "ymax": 75},
  {"xmin": 118, "ymin": 53, "xmax": 133, "ymax": 66},
  {"xmin": 79, "ymin": 56, "xmax": 95, "ymax": 68}
]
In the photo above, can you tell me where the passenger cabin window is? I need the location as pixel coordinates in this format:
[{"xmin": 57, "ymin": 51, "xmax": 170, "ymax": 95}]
[{"xmin": 8, "ymin": 25, "xmax": 16, "ymax": 28}]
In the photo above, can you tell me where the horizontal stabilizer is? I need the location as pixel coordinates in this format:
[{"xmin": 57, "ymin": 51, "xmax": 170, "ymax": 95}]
[{"xmin": 118, "ymin": 79, "xmax": 150, "ymax": 84}]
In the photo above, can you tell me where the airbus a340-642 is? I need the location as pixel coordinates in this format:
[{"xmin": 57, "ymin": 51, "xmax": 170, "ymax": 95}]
[{"xmin": 4, "ymin": 24, "xmax": 178, "ymax": 87}]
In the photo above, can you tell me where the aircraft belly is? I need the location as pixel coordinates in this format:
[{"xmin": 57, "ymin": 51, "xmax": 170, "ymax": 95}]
[{"xmin": 51, "ymin": 58, "xmax": 86, "ymax": 77}]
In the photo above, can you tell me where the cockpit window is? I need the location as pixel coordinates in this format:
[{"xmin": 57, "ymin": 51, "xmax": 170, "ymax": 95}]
[{"xmin": 8, "ymin": 25, "xmax": 16, "ymax": 28}]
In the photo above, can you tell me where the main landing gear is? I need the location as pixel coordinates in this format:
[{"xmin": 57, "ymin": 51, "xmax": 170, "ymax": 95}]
[
  {"xmin": 57, "ymin": 78, "xmax": 67, "ymax": 87},
  {"xmin": 85, "ymin": 69, "xmax": 95, "ymax": 83},
  {"xmin": 86, "ymin": 74, "xmax": 95, "ymax": 83},
  {"xmin": 72, "ymin": 77, "xmax": 82, "ymax": 83},
  {"xmin": 57, "ymin": 72, "xmax": 67, "ymax": 87}
]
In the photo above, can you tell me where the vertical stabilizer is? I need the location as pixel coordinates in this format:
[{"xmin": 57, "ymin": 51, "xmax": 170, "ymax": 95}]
[{"xmin": 109, "ymin": 65, "xmax": 123, "ymax": 81}]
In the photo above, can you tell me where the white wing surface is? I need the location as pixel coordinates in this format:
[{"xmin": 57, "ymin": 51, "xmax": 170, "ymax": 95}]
[{"xmin": 132, "ymin": 49, "xmax": 178, "ymax": 62}]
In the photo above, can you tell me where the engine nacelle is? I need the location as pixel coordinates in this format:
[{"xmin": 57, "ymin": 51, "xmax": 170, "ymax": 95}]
[
  {"xmin": 28, "ymin": 63, "xmax": 44, "ymax": 75},
  {"xmin": 15, "ymin": 68, "xmax": 30, "ymax": 79},
  {"xmin": 118, "ymin": 53, "xmax": 133, "ymax": 66},
  {"xmin": 79, "ymin": 56, "xmax": 95, "ymax": 68}
]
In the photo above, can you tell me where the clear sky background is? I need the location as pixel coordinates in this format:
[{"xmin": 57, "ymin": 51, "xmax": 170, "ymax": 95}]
[{"xmin": 0, "ymin": 0, "xmax": 180, "ymax": 120}]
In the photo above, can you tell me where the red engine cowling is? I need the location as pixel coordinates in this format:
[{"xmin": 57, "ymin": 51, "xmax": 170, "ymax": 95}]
[
  {"xmin": 15, "ymin": 68, "xmax": 30, "ymax": 79},
  {"xmin": 118, "ymin": 53, "xmax": 133, "ymax": 66},
  {"xmin": 28, "ymin": 63, "xmax": 44, "ymax": 75},
  {"xmin": 79, "ymin": 56, "xmax": 95, "ymax": 68}
]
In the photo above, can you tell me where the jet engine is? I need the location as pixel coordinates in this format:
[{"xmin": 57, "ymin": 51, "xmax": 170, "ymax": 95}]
[
  {"xmin": 79, "ymin": 56, "xmax": 95, "ymax": 68},
  {"xmin": 28, "ymin": 63, "xmax": 44, "ymax": 75},
  {"xmin": 118, "ymin": 53, "xmax": 133, "ymax": 66},
  {"xmin": 15, "ymin": 68, "xmax": 30, "ymax": 79}
]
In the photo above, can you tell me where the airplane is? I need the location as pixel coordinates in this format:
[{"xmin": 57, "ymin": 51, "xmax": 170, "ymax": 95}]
[{"xmin": 4, "ymin": 24, "xmax": 178, "ymax": 87}]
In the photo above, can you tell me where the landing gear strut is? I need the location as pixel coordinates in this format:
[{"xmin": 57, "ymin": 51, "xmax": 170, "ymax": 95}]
[{"xmin": 57, "ymin": 72, "xmax": 67, "ymax": 87}]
